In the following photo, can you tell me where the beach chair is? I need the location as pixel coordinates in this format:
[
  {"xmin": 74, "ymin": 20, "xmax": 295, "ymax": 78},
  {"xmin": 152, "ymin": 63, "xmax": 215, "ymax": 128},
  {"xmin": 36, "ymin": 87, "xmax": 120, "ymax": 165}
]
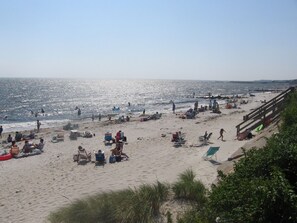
[
  {"xmin": 95, "ymin": 153, "xmax": 106, "ymax": 166},
  {"xmin": 104, "ymin": 132, "xmax": 114, "ymax": 145},
  {"xmin": 57, "ymin": 132, "xmax": 64, "ymax": 141},
  {"xmin": 199, "ymin": 132, "xmax": 212, "ymax": 145},
  {"xmin": 203, "ymin": 146, "xmax": 220, "ymax": 160},
  {"xmin": 172, "ymin": 132, "xmax": 186, "ymax": 147},
  {"xmin": 77, "ymin": 147, "xmax": 92, "ymax": 163},
  {"xmin": 70, "ymin": 130, "xmax": 79, "ymax": 140}
]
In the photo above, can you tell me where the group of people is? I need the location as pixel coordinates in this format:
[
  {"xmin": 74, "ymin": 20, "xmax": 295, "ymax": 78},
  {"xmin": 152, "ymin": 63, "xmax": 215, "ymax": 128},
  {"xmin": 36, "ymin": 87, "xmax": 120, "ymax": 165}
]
[
  {"xmin": 110, "ymin": 130, "xmax": 129, "ymax": 161},
  {"xmin": 9, "ymin": 138, "xmax": 45, "ymax": 157},
  {"xmin": 7, "ymin": 131, "xmax": 36, "ymax": 143},
  {"xmin": 75, "ymin": 130, "xmax": 129, "ymax": 164}
]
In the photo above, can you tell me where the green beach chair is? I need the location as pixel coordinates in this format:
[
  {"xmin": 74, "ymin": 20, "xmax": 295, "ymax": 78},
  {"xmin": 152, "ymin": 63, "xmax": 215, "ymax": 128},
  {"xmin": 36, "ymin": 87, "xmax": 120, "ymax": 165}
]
[{"xmin": 203, "ymin": 146, "xmax": 220, "ymax": 160}]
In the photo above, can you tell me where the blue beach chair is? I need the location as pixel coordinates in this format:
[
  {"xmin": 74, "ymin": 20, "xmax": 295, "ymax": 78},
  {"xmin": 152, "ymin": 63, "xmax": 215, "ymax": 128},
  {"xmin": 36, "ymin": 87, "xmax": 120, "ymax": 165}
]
[
  {"xmin": 95, "ymin": 153, "xmax": 106, "ymax": 166},
  {"xmin": 203, "ymin": 146, "xmax": 220, "ymax": 160}
]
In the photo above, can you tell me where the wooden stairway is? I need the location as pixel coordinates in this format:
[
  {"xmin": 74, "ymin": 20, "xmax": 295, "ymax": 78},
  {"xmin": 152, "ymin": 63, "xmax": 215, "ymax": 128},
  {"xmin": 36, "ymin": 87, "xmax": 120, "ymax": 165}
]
[{"xmin": 236, "ymin": 87, "xmax": 295, "ymax": 136}]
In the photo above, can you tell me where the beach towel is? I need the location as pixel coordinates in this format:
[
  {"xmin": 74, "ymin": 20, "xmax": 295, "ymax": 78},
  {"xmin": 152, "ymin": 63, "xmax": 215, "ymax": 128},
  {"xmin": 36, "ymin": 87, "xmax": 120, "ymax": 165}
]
[{"xmin": 255, "ymin": 124, "xmax": 264, "ymax": 132}]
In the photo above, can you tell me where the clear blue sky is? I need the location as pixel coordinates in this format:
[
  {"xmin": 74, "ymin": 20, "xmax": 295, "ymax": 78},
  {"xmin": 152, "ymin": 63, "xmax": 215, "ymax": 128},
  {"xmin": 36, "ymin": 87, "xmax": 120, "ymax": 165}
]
[{"xmin": 0, "ymin": 0, "xmax": 296, "ymax": 81}]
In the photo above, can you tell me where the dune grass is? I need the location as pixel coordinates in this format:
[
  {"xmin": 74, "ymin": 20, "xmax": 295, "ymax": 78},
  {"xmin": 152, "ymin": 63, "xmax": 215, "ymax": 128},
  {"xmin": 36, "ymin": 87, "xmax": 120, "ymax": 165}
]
[
  {"xmin": 48, "ymin": 170, "xmax": 209, "ymax": 223},
  {"xmin": 172, "ymin": 169, "xmax": 208, "ymax": 206},
  {"xmin": 48, "ymin": 181, "xmax": 169, "ymax": 223}
]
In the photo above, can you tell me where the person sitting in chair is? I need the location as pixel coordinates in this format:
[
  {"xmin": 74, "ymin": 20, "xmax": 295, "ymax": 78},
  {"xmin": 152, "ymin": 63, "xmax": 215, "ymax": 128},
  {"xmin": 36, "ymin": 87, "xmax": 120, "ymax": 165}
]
[
  {"xmin": 77, "ymin": 146, "xmax": 91, "ymax": 161},
  {"xmin": 97, "ymin": 149, "xmax": 105, "ymax": 160}
]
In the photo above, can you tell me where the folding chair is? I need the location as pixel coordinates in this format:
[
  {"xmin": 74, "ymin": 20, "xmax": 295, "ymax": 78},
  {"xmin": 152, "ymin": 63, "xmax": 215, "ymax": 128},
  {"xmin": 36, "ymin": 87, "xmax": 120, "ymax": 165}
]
[{"xmin": 203, "ymin": 146, "xmax": 220, "ymax": 160}]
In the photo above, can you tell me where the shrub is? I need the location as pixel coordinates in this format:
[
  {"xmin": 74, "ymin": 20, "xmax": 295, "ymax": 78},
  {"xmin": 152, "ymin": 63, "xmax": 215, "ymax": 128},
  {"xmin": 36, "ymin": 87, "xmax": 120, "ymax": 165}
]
[{"xmin": 207, "ymin": 90, "xmax": 297, "ymax": 223}]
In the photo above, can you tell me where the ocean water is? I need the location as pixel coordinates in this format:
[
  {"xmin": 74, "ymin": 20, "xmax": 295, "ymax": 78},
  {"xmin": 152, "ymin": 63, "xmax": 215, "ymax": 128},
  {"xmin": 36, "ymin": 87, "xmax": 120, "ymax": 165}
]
[{"xmin": 0, "ymin": 78, "xmax": 292, "ymax": 132}]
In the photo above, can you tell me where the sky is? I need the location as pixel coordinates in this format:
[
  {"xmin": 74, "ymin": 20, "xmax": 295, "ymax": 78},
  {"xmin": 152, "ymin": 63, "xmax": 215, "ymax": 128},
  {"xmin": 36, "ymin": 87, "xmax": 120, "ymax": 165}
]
[{"xmin": 0, "ymin": 0, "xmax": 296, "ymax": 81}]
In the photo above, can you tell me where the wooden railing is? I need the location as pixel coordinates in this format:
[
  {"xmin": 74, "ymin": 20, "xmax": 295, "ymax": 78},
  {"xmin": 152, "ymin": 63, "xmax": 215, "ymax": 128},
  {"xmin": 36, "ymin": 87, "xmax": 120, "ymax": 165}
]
[{"xmin": 236, "ymin": 87, "xmax": 295, "ymax": 136}]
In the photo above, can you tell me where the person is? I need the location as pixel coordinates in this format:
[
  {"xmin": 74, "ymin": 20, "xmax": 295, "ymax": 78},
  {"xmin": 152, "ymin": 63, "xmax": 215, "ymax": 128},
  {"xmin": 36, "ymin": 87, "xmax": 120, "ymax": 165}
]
[
  {"xmin": 128, "ymin": 102, "xmax": 131, "ymax": 107},
  {"xmin": 126, "ymin": 115, "xmax": 130, "ymax": 122},
  {"xmin": 7, "ymin": 134, "xmax": 12, "ymax": 143},
  {"xmin": 194, "ymin": 101, "xmax": 198, "ymax": 112},
  {"xmin": 116, "ymin": 130, "xmax": 122, "ymax": 142},
  {"xmin": 28, "ymin": 131, "xmax": 35, "ymax": 139},
  {"xmin": 98, "ymin": 113, "xmax": 101, "ymax": 121},
  {"xmin": 35, "ymin": 138, "xmax": 45, "ymax": 152},
  {"xmin": 143, "ymin": 109, "xmax": 145, "ymax": 115},
  {"xmin": 37, "ymin": 120, "xmax": 41, "ymax": 132},
  {"xmin": 22, "ymin": 140, "xmax": 32, "ymax": 153},
  {"xmin": 15, "ymin": 132, "xmax": 22, "ymax": 142},
  {"xmin": 78, "ymin": 108, "xmax": 81, "ymax": 116},
  {"xmin": 41, "ymin": 108, "xmax": 45, "ymax": 113},
  {"xmin": 172, "ymin": 102, "xmax": 176, "ymax": 113},
  {"xmin": 97, "ymin": 149, "xmax": 105, "ymax": 160},
  {"xmin": 10, "ymin": 141, "xmax": 20, "ymax": 157},
  {"xmin": 108, "ymin": 115, "xmax": 111, "ymax": 121},
  {"xmin": 111, "ymin": 141, "xmax": 129, "ymax": 159},
  {"xmin": 0, "ymin": 125, "xmax": 3, "ymax": 138},
  {"xmin": 92, "ymin": 114, "xmax": 95, "ymax": 121},
  {"xmin": 77, "ymin": 146, "xmax": 91, "ymax": 161},
  {"xmin": 217, "ymin": 128, "xmax": 226, "ymax": 141}
]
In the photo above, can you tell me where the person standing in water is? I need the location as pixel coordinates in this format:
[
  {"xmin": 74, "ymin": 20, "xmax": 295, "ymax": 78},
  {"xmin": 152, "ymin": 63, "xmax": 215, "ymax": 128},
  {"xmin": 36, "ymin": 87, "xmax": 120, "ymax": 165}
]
[{"xmin": 37, "ymin": 120, "xmax": 41, "ymax": 132}]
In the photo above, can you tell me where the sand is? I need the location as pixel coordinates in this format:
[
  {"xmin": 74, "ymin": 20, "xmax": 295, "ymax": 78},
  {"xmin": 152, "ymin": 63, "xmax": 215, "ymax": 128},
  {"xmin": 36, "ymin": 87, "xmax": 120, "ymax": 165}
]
[{"xmin": 0, "ymin": 92, "xmax": 278, "ymax": 223}]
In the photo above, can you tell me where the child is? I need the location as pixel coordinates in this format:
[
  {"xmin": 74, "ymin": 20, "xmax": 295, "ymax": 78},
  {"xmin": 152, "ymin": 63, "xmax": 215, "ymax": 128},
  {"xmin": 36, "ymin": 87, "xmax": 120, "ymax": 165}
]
[{"xmin": 218, "ymin": 128, "xmax": 226, "ymax": 141}]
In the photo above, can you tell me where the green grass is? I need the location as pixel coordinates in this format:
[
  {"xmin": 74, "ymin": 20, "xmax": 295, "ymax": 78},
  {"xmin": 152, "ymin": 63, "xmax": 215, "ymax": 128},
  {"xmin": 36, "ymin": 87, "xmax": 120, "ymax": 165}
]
[
  {"xmin": 48, "ymin": 181, "xmax": 169, "ymax": 223},
  {"xmin": 172, "ymin": 169, "xmax": 208, "ymax": 206}
]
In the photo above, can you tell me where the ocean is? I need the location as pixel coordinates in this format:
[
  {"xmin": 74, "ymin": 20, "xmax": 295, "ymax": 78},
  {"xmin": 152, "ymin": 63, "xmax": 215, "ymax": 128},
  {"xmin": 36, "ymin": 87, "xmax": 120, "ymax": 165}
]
[{"xmin": 0, "ymin": 78, "xmax": 293, "ymax": 133}]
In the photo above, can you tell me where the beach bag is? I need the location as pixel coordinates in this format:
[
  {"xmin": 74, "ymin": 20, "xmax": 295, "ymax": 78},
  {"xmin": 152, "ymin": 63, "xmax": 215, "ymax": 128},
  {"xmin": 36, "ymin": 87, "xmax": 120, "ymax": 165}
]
[
  {"xmin": 115, "ymin": 155, "xmax": 121, "ymax": 162},
  {"xmin": 109, "ymin": 155, "xmax": 116, "ymax": 163}
]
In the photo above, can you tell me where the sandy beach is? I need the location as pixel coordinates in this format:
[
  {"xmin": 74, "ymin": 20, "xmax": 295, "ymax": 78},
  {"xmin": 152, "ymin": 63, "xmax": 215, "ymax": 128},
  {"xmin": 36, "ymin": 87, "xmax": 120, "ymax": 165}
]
[{"xmin": 0, "ymin": 92, "xmax": 278, "ymax": 223}]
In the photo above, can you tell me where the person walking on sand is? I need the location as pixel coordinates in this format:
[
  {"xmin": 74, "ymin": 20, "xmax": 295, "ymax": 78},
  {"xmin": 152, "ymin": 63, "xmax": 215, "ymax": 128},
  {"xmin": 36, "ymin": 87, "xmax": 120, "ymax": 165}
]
[
  {"xmin": 37, "ymin": 120, "xmax": 41, "ymax": 132},
  {"xmin": 217, "ymin": 128, "xmax": 226, "ymax": 141}
]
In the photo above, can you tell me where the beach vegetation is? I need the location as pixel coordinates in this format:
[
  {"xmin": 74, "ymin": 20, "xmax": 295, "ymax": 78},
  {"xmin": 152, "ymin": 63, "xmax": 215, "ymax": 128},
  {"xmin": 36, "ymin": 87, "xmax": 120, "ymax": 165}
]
[
  {"xmin": 48, "ymin": 181, "xmax": 169, "ymax": 223},
  {"xmin": 172, "ymin": 169, "xmax": 207, "ymax": 206},
  {"xmin": 207, "ymin": 91, "xmax": 297, "ymax": 223}
]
